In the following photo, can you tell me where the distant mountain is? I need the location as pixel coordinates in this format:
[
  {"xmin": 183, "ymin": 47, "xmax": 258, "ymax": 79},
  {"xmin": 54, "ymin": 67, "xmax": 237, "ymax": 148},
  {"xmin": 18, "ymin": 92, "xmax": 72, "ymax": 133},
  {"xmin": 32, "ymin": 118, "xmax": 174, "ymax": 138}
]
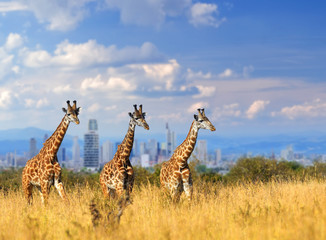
[
  {"xmin": 0, "ymin": 127, "xmax": 325, "ymax": 157},
  {"xmin": 0, "ymin": 127, "xmax": 75, "ymax": 155},
  {"xmin": 0, "ymin": 127, "xmax": 52, "ymax": 141}
]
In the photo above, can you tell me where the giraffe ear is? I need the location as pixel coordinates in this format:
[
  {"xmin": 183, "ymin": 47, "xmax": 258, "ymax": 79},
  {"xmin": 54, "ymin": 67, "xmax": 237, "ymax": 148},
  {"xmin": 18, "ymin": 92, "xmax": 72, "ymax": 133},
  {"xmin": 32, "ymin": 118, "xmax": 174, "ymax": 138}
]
[
  {"xmin": 194, "ymin": 114, "xmax": 198, "ymax": 121},
  {"xmin": 62, "ymin": 108, "xmax": 67, "ymax": 113},
  {"xmin": 128, "ymin": 112, "xmax": 133, "ymax": 118},
  {"xmin": 142, "ymin": 112, "xmax": 146, "ymax": 118}
]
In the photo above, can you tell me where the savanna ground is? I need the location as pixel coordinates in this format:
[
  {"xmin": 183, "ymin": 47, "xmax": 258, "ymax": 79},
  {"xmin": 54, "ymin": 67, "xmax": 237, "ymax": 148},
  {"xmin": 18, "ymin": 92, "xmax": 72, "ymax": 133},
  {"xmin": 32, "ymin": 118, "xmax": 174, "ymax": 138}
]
[{"xmin": 1, "ymin": 157, "xmax": 326, "ymax": 240}]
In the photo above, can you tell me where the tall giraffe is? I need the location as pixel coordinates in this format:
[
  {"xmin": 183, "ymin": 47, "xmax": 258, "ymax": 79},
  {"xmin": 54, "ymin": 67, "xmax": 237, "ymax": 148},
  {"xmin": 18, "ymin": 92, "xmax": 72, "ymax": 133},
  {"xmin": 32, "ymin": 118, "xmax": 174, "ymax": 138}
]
[
  {"xmin": 100, "ymin": 104, "xmax": 149, "ymax": 201},
  {"xmin": 160, "ymin": 108, "xmax": 215, "ymax": 201},
  {"xmin": 22, "ymin": 100, "xmax": 80, "ymax": 204}
]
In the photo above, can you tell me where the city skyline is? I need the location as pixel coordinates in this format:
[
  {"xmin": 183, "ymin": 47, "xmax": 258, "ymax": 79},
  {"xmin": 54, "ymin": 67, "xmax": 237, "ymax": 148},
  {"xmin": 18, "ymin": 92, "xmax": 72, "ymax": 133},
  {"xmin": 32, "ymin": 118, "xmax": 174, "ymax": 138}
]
[
  {"xmin": 1, "ymin": 115, "xmax": 326, "ymax": 171},
  {"xmin": 0, "ymin": 1, "xmax": 324, "ymax": 138}
]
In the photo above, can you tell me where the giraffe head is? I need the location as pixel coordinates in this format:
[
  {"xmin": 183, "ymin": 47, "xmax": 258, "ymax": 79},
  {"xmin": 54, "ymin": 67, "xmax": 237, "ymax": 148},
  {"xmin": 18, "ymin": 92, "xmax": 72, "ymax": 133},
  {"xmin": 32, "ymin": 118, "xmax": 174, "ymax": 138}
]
[
  {"xmin": 128, "ymin": 104, "xmax": 149, "ymax": 130},
  {"xmin": 62, "ymin": 100, "xmax": 80, "ymax": 125},
  {"xmin": 194, "ymin": 108, "xmax": 216, "ymax": 131}
]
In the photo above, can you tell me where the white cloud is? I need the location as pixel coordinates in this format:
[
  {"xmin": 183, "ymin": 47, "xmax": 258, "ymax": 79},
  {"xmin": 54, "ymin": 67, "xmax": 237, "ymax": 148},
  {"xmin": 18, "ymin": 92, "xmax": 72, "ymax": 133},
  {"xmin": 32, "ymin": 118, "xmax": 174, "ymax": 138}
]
[
  {"xmin": 87, "ymin": 103, "xmax": 101, "ymax": 113},
  {"xmin": 212, "ymin": 103, "xmax": 241, "ymax": 120},
  {"xmin": 140, "ymin": 59, "xmax": 180, "ymax": 90},
  {"xmin": 81, "ymin": 74, "xmax": 105, "ymax": 90},
  {"xmin": 17, "ymin": 0, "xmax": 93, "ymax": 31},
  {"xmin": 21, "ymin": 40, "xmax": 162, "ymax": 69},
  {"xmin": 11, "ymin": 65, "xmax": 20, "ymax": 74},
  {"xmin": 189, "ymin": 2, "xmax": 226, "ymax": 28},
  {"xmin": 193, "ymin": 85, "xmax": 216, "ymax": 98},
  {"xmin": 5, "ymin": 33, "xmax": 24, "ymax": 51},
  {"xmin": 156, "ymin": 112, "xmax": 183, "ymax": 122},
  {"xmin": 187, "ymin": 101, "xmax": 209, "ymax": 113},
  {"xmin": 246, "ymin": 100, "xmax": 270, "ymax": 119},
  {"xmin": 0, "ymin": 2, "xmax": 27, "ymax": 12},
  {"xmin": 218, "ymin": 68, "xmax": 233, "ymax": 78},
  {"xmin": 36, "ymin": 98, "xmax": 49, "ymax": 108},
  {"xmin": 53, "ymin": 85, "xmax": 72, "ymax": 94},
  {"xmin": 81, "ymin": 74, "xmax": 136, "ymax": 92},
  {"xmin": 186, "ymin": 68, "xmax": 212, "ymax": 80},
  {"xmin": 243, "ymin": 65, "xmax": 254, "ymax": 78},
  {"xmin": 273, "ymin": 99, "xmax": 326, "ymax": 120},
  {"xmin": 104, "ymin": 0, "xmax": 191, "ymax": 27},
  {"xmin": 107, "ymin": 77, "xmax": 135, "ymax": 91},
  {"xmin": 24, "ymin": 98, "xmax": 49, "ymax": 108},
  {"xmin": 0, "ymin": 90, "xmax": 12, "ymax": 108}
]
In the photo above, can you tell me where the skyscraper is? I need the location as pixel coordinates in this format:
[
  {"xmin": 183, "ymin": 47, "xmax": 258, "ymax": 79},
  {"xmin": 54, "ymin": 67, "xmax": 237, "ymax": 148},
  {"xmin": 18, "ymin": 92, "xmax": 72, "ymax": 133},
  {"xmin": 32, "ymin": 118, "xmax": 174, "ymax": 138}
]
[
  {"xmin": 166, "ymin": 123, "xmax": 176, "ymax": 157},
  {"xmin": 72, "ymin": 136, "xmax": 80, "ymax": 168},
  {"xmin": 147, "ymin": 139, "xmax": 158, "ymax": 163},
  {"xmin": 195, "ymin": 140, "xmax": 208, "ymax": 164},
  {"xmin": 29, "ymin": 138, "xmax": 38, "ymax": 159},
  {"xmin": 101, "ymin": 140, "xmax": 114, "ymax": 165},
  {"xmin": 84, "ymin": 119, "xmax": 99, "ymax": 170}
]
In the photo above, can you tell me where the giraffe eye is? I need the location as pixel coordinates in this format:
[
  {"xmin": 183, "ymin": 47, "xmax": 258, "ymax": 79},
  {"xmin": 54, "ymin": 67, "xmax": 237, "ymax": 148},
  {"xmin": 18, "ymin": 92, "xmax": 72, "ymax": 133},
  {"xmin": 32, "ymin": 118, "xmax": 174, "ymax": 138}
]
[
  {"xmin": 199, "ymin": 120, "xmax": 203, "ymax": 123},
  {"xmin": 135, "ymin": 117, "xmax": 139, "ymax": 120},
  {"xmin": 67, "ymin": 113, "xmax": 71, "ymax": 116}
]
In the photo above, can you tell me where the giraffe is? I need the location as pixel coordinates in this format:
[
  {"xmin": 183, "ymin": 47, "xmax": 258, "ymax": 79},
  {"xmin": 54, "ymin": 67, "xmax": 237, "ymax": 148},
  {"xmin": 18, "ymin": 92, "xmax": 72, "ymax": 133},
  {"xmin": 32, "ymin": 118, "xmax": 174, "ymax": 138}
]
[
  {"xmin": 160, "ymin": 108, "xmax": 215, "ymax": 202},
  {"xmin": 22, "ymin": 100, "xmax": 80, "ymax": 205},
  {"xmin": 100, "ymin": 104, "xmax": 149, "ymax": 202}
]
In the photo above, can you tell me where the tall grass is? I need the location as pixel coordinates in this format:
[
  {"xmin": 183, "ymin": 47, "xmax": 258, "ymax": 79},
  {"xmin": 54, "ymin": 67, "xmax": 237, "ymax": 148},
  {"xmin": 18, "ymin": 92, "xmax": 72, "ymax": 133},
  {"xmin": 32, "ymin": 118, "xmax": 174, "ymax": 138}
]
[{"xmin": 0, "ymin": 180, "xmax": 326, "ymax": 239}]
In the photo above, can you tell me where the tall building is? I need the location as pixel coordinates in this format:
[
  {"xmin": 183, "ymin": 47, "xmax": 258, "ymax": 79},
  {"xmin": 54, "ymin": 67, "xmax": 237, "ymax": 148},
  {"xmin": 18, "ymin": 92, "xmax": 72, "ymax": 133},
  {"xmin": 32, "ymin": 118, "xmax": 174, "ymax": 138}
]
[
  {"xmin": 281, "ymin": 145, "xmax": 294, "ymax": 161},
  {"xmin": 88, "ymin": 119, "xmax": 98, "ymax": 131},
  {"xmin": 84, "ymin": 119, "xmax": 99, "ymax": 170},
  {"xmin": 166, "ymin": 123, "xmax": 176, "ymax": 157},
  {"xmin": 29, "ymin": 138, "xmax": 38, "ymax": 159},
  {"xmin": 57, "ymin": 147, "xmax": 66, "ymax": 166},
  {"xmin": 101, "ymin": 140, "xmax": 114, "ymax": 165},
  {"xmin": 132, "ymin": 139, "xmax": 139, "ymax": 157},
  {"xmin": 216, "ymin": 149, "xmax": 222, "ymax": 164},
  {"xmin": 139, "ymin": 142, "xmax": 147, "ymax": 155},
  {"xmin": 147, "ymin": 139, "xmax": 158, "ymax": 163},
  {"xmin": 6, "ymin": 152, "xmax": 16, "ymax": 168},
  {"xmin": 195, "ymin": 140, "xmax": 208, "ymax": 164},
  {"xmin": 72, "ymin": 136, "xmax": 80, "ymax": 167}
]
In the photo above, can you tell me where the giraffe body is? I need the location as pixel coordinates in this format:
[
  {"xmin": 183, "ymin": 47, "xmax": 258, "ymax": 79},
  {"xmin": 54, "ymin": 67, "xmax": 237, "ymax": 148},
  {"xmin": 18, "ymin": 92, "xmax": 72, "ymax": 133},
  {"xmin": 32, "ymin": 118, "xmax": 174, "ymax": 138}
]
[
  {"xmin": 22, "ymin": 101, "xmax": 80, "ymax": 204},
  {"xmin": 100, "ymin": 104, "xmax": 149, "ymax": 200},
  {"xmin": 160, "ymin": 108, "xmax": 215, "ymax": 201}
]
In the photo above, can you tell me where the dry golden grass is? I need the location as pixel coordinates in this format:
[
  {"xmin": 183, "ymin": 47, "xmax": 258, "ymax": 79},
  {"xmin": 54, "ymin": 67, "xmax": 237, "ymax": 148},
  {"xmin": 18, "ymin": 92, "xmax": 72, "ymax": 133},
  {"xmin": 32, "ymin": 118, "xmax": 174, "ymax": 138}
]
[{"xmin": 1, "ymin": 180, "xmax": 326, "ymax": 240}]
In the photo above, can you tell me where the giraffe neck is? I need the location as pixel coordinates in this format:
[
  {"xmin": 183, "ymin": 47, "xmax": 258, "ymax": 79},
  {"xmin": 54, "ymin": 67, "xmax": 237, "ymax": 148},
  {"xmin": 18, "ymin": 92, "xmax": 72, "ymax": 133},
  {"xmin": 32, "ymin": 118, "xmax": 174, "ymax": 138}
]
[
  {"xmin": 117, "ymin": 119, "xmax": 136, "ymax": 158},
  {"xmin": 41, "ymin": 116, "xmax": 70, "ymax": 158},
  {"xmin": 173, "ymin": 121, "xmax": 199, "ymax": 165}
]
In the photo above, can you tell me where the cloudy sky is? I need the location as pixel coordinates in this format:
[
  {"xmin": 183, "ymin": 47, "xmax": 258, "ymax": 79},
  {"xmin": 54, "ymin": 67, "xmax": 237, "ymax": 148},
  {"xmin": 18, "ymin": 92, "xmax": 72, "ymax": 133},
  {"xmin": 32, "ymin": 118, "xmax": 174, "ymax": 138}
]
[{"xmin": 0, "ymin": 0, "xmax": 325, "ymax": 139}]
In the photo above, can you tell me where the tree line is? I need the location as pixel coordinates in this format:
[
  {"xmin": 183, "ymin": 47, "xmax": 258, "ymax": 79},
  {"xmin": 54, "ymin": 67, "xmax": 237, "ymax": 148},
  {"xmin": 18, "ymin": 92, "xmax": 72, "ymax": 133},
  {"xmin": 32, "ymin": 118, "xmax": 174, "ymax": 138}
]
[{"xmin": 1, "ymin": 156, "xmax": 326, "ymax": 192}]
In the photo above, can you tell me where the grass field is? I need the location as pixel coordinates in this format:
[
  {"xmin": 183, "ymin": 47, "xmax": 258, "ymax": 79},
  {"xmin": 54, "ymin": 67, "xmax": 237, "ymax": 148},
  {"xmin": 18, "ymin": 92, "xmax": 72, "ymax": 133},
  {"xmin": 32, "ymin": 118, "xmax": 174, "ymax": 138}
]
[{"xmin": 1, "ymin": 180, "xmax": 326, "ymax": 240}]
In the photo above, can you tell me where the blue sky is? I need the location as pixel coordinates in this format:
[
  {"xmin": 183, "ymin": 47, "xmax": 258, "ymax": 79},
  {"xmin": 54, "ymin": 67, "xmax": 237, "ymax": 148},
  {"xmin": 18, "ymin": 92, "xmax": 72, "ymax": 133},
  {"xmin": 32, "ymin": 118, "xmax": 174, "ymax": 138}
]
[{"xmin": 0, "ymin": 0, "xmax": 325, "ymax": 139}]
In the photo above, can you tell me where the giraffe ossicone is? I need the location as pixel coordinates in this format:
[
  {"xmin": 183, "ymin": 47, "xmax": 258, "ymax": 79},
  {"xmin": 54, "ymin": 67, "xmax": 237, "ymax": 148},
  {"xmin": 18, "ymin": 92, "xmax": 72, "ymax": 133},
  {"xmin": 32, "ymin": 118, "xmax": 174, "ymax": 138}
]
[
  {"xmin": 100, "ymin": 104, "xmax": 149, "ymax": 202},
  {"xmin": 22, "ymin": 100, "xmax": 81, "ymax": 205},
  {"xmin": 160, "ymin": 108, "xmax": 215, "ymax": 202}
]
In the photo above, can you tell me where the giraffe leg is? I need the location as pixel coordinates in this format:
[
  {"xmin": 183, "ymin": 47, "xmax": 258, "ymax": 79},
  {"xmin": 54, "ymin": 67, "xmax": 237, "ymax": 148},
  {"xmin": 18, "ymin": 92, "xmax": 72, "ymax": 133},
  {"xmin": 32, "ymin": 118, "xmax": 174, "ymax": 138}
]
[
  {"xmin": 40, "ymin": 180, "xmax": 50, "ymax": 205},
  {"xmin": 116, "ymin": 180, "xmax": 131, "ymax": 206},
  {"xmin": 36, "ymin": 186, "xmax": 44, "ymax": 204},
  {"xmin": 170, "ymin": 186, "xmax": 182, "ymax": 203},
  {"xmin": 126, "ymin": 165, "xmax": 134, "ymax": 202},
  {"xmin": 53, "ymin": 161, "xmax": 69, "ymax": 203},
  {"xmin": 23, "ymin": 182, "xmax": 33, "ymax": 205},
  {"xmin": 181, "ymin": 168, "xmax": 193, "ymax": 201},
  {"xmin": 100, "ymin": 181, "xmax": 110, "ymax": 199}
]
